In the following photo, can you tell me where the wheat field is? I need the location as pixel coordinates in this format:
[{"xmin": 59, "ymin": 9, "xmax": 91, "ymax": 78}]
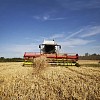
[{"xmin": 0, "ymin": 60, "xmax": 100, "ymax": 100}]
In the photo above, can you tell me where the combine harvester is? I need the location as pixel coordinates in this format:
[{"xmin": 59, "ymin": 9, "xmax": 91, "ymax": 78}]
[{"xmin": 23, "ymin": 40, "xmax": 79, "ymax": 66}]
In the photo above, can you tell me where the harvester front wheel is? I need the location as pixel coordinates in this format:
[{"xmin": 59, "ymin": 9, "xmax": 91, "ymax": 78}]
[{"xmin": 75, "ymin": 63, "xmax": 80, "ymax": 67}]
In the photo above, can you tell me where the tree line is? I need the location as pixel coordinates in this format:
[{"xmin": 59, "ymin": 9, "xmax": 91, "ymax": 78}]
[
  {"xmin": 79, "ymin": 53, "xmax": 100, "ymax": 60},
  {"xmin": 0, "ymin": 57, "xmax": 24, "ymax": 62}
]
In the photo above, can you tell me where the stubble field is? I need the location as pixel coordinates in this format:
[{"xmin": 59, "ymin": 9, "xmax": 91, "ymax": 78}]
[{"xmin": 0, "ymin": 60, "xmax": 100, "ymax": 100}]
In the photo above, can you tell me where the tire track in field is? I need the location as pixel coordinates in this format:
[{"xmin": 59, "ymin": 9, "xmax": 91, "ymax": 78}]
[
  {"xmin": 67, "ymin": 67, "xmax": 100, "ymax": 82},
  {"xmin": 65, "ymin": 68, "xmax": 90, "ymax": 82},
  {"xmin": 80, "ymin": 67, "xmax": 100, "ymax": 73}
]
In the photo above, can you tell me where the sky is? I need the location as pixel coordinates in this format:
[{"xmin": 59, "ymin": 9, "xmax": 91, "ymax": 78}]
[{"xmin": 0, "ymin": 0, "xmax": 100, "ymax": 58}]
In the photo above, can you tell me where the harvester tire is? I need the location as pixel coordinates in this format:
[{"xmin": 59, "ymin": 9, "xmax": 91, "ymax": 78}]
[
  {"xmin": 22, "ymin": 64, "xmax": 24, "ymax": 66},
  {"xmin": 75, "ymin": 63, "xmax": 80, "ymax": 67}
]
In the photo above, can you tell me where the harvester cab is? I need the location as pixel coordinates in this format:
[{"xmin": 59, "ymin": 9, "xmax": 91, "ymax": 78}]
[
  {"xmin": 39, "ymin": 40, "xmax": 61, "ymax": 54},
  {"xmin": 23, "ymin": 40, "xmax": 79, "ymax": 66}
]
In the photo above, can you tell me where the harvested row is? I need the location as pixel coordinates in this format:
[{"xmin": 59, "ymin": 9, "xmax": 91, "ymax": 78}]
[
  {"xmin": 80, "ymin": 66, "xmax": 100, "ymax": 73},
  {"xmin": 67, "ymin": 67, "xmax": 100, "ymax": 81}
]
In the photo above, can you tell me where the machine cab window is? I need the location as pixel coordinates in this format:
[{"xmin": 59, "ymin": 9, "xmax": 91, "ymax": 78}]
[{"xmin": 39, "ymin": 40, "xmax": 61, "ymax": 54}]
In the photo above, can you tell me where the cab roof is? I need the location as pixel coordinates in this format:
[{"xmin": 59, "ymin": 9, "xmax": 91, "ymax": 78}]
[{"xmin": 42, "ymin": 40, "xmax": 57, "ymax": 45}]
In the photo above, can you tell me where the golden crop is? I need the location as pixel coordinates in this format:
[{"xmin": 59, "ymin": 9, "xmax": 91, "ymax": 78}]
[{"xmin": 0, "ymin": 60, "xmax": 100, "ymax": 100}]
